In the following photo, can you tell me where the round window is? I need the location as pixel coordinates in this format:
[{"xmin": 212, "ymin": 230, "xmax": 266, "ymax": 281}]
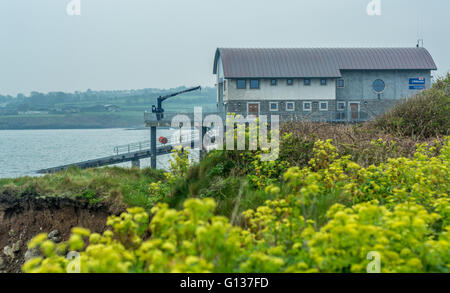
[{"xmin": 373, "ymin": 79, "xmax": 385, "ymax": 93}]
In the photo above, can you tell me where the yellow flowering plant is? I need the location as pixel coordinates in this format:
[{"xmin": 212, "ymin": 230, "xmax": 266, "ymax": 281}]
[{"xmin": 23, "ymin": 137, "xmax": 449, "ymax": 273}]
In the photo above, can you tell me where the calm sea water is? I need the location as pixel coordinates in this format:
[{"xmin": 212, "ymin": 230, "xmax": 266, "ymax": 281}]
[{"xmin": 0, "ymin": 128, "xmax": 192, "ymax": 179}]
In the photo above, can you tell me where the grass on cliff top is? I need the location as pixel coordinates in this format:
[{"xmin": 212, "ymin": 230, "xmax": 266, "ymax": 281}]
[{"xmin": 0, "ymin": 166, "xmax": 165, "ymax": 208}]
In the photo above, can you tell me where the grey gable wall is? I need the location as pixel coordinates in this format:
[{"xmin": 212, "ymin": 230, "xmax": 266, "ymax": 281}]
[{"xmin": 337, "ymin": 70, "xmax": 432, "ymax": 100}]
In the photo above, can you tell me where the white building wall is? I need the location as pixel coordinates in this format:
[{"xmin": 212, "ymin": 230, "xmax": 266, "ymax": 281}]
[{"xmin": 224, "ymin": 78, "xmax": 336, "ymax": 101}]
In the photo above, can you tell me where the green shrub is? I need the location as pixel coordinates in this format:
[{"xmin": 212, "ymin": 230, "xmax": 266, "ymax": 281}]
[{"xmin": 375, "ymin": 73, "xmax": 450, "ymax": 139}]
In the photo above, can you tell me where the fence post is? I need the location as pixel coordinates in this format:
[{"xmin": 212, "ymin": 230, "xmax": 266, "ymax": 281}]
[{"xmin": 151, "ymin": 126, "xmax": 157, "ymax": 169}]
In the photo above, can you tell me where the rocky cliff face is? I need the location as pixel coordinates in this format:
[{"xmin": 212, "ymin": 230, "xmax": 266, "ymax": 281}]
[{"xmin": 0, "ymin": 189, "xmax": 125, "ymax": 273}]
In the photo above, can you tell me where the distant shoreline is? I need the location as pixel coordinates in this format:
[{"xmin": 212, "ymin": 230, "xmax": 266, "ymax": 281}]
[{"xmin": 0, "ymin": 109, "xmax": 215, "ymax": 130}]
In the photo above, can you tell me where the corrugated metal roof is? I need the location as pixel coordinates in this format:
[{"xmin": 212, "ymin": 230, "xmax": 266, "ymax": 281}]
[{"xmin": 213, "ymin": 48, "xmax": 437, "ymax": 78}]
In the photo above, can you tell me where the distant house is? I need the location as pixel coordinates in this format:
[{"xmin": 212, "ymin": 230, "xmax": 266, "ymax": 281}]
[
  {"xmin": 104, "ymin": 104, "xmax": 121, "ymax": 112},
  {"xmin": 61, "ymin": 106, "xmax": 80, "ymax": 113},
  {"xmin": 213, "ymin": 47, "xmax": 437, "ymax": 122}
]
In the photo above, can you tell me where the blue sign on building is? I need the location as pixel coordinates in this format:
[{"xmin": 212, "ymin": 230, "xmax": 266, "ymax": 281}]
[
  {"xmin": 409, "ymin": 77, "xmax": 425, "ymax": 90},
  {"xmin": 409, "ymin": 77, "xmax": 425, "ymax": 85}
]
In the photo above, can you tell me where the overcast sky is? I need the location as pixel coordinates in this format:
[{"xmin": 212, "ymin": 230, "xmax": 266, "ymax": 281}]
[{"xmin": 0, "ymin": 0, "xmax": 449, "ymax": 96}]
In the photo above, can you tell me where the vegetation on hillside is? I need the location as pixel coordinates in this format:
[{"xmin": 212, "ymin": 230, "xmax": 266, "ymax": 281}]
[
  {"xmin": 0, "ymin": 87, "xmax": 216, "ymax": 129},
  {"xmin": 375, "ymin": 73, "xmax": 450, "ymax": 139},
  {"xmin": 22, "ymin": 137, "xmax": 450, "ymax": 273}
]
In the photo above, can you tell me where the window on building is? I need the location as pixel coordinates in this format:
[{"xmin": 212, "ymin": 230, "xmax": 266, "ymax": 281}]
[
  {"xmin": 321, "ymin": 79, "xmax": 327, "ymax": 86},
  {"xmin": 269, "ymin": 102, "xmax": 278, "ymax": 111},
  {"xmin": 271, "ymin": 79, "xmax": 277, "ymax": 86},
  {"xmin": 337, "ymin": 79, "xmax": 345, "ymax": 88},
  {"xmin": 373, "ymin": 79, "xmax": 386, "ymax": 93},
  {"xmin": 304, "ymin": 79, "xmax": 311, "ymax": 86},
  {"xmin": 303, "ymin": 102, "xmax": 311, "ymax": 111},
  {"xmin": 250, "ymin": 79, "xmax": 260, "ymax": 89},
  {"xmin": 287, "ymin": 79, "xmax": 294, "ymax": 86},
  {"xmin": 286, "ymin": 102, "xmax": 295, "ymax": 111},
  {"xmin": 337, "ymin": 102, "xmax": 345, "ymax": 111},
  {"xmin": 224, "ymin": 80, "xmax": 227, "ymax": 91},
  {"xmin": 320, "ymin": 101, "xmax": 328, "ymax": 111},
  {"xmin": 237, "ymin": 79, "xmax": 246, "ymax": 89}
]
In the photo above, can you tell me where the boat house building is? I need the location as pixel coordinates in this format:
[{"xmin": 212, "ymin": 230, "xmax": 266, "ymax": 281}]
[{"xmin": 213, "ymin": 47, "xmax": 437, "ymax": 122}]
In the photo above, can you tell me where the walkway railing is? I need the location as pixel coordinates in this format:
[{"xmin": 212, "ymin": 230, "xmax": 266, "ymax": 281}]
[{"xmin": 113, "ymin": 130, "xmax": 199, "ymax": 155}]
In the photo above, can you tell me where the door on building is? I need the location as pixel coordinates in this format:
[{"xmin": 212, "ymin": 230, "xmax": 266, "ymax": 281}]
[
  {"xmin": 248, "ymin": 103, "xmax": 259, "ymax": 116},
  {"xmin": 350, "ymin": 103, "xmax": 359, "ymax": 120},
  {"xmin": 312, "ymin": 102, "xmax": 319, "ymax": 112}
]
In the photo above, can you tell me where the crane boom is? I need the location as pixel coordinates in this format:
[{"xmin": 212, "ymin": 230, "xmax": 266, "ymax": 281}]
[
  {"xmin": 159, "ymin": 86, "xmax": 201, "ymax": 103},
  {"xmin": 151, "ymin": 86, "xmax": 201, "ymax": 120}
]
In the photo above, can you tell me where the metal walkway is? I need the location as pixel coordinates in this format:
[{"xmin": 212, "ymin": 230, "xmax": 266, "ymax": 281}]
[{"xmin": 37, "ymin": 131, "xmax": 199, "ymax": 174}]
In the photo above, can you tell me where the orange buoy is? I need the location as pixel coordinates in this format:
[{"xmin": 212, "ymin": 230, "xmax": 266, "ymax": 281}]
[{"xmin": 159, "ymin": 136, "xmax": 168, "ymax": 144}]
